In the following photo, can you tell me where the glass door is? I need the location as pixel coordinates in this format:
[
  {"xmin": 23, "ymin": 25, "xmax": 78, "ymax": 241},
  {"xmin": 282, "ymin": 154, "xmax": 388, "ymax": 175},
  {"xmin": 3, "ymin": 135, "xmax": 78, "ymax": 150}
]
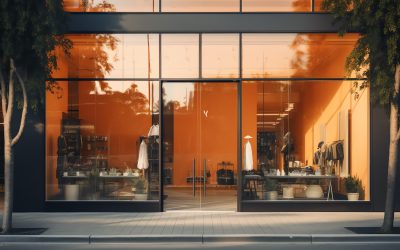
[{"xmin": 162, "ymin": 81, "xmax": 238, "ymax": 211}]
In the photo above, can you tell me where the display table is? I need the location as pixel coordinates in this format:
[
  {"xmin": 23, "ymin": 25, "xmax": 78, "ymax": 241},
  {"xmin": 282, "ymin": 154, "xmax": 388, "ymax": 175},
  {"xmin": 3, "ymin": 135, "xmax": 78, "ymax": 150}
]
[
  {"xmin": 265, "ymin": 175, "xmax": 338, "ymax": 200},
  {"xmin": 243, "ymin": 175, "xmax": 264, "ymax": 199},
  {"xmin": 98, "ymin": 175, "xmax": 140, "ymax": 199}
]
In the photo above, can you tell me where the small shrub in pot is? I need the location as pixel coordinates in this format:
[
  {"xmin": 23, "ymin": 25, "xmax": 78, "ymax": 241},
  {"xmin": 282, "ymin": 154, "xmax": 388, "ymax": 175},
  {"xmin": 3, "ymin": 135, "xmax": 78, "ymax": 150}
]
[
  {"xmin": 344, "ymin": 176, "xmax": 363, "ymax": 201},
  {"xmin": 264, "ymin": 177, "xmax": 279, "ymax": 200}
]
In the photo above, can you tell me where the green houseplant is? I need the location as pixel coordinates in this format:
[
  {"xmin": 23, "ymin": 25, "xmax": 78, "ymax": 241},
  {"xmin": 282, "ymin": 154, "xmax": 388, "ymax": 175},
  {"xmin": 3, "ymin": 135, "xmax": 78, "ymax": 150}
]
[
  {"xmin": 344, "ymin": 176, "xmax": 363, "ymax": 201},
  {"xmin": 264, "ymin": 178, "xmax": 279, "ymax": 200}
]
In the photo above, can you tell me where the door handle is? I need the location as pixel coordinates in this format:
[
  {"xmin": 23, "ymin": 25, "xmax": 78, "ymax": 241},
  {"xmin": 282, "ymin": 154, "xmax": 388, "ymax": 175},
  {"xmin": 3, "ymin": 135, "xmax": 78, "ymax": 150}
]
[
  {"xmin": 203, "ymin": 159, "xmax": 206, "ymax": 197},
  {"xmin": 193, "ymin": 158, "xmax": 196, "ymax": 197}
]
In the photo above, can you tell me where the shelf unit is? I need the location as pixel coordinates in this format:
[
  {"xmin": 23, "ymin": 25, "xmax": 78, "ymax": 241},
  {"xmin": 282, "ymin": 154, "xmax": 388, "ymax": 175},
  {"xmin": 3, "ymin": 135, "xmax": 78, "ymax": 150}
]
[{"xmin": 147, "ymin": 136, "xmax": 159, "ymax": 200}]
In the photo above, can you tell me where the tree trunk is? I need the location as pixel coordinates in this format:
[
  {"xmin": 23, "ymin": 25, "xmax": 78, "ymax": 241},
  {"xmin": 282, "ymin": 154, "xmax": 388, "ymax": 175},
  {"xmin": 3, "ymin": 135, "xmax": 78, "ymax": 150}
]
[
  {"xmin": 1, "ymin": 59, "xmax": 15, "ymax": 234},
  {"xmin": 0, "ymin": 59, "xmax": 28, "ymax": 234},
  {"xmin": 1, "ymin": 127, "xmax": 14, "ymax": 234},
  {"xmin": 381, "ymin": 64, "xmax": 400, "ymax": 233}
]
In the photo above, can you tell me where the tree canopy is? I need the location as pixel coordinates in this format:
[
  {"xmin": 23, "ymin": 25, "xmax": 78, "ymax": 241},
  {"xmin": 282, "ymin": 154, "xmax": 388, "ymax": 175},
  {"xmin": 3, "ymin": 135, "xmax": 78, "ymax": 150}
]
[
  {"xmin": 0, "ymin": 0, "xmax": 71, "ymax": 110},
  {"xmin": 323, "ymin": 0, "xmax": 400, "ymax": 107}
]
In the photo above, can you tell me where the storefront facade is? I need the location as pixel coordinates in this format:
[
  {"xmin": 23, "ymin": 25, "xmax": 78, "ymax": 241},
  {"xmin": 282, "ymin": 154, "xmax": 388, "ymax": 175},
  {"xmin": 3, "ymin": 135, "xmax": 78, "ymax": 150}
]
[{"xmin": 11, "ymin": 0, "xmax": 399, "ymax": 212}]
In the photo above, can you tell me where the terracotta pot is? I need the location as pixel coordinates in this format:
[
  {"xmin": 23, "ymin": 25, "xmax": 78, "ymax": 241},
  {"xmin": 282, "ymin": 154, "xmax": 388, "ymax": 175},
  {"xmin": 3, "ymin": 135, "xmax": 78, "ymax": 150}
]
[
  {"xmin": 347, "ymin": 193, "xmax": 359, "ymax": 201},
  {"xmin": 305, "ymin": 185, "xmax": 323, "ymax": 199},
  {"xmin": 264, "ymin": 191, "xmax": 278, "ymax": 200}
]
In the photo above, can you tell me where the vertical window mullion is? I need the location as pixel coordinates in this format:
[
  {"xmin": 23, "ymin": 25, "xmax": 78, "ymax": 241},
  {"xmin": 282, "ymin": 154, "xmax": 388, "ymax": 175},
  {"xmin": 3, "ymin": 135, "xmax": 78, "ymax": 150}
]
[
  {"xmin": 239, "ymin": 33, "xmax": 242, "ymax": 79},
  {"xmin": 199, "ymin": 33, "xmax": 202, "ymax": 79}
]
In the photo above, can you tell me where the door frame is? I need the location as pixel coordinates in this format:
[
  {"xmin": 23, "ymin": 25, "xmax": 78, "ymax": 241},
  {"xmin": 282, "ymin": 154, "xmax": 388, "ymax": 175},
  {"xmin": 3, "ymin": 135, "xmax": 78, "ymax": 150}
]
[{"xmin": 159, "ymin": 79, "xmax": 242, "ymax": 212}]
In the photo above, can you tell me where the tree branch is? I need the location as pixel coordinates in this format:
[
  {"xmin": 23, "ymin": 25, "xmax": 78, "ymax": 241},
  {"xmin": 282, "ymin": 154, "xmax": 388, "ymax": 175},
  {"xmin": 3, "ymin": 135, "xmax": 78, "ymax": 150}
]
[
  {"xmin": 10, "ymin": 59, "xmax": 28, "ymax": 146},
  {"xmin": 396, "ymin": 128, "xmax": 400, "ymax": 141},
  {"xmin": 6, "ymin": 59, "xmax": 15, "ymax": 122},
  {"xmin": 0, "ymin": 68, "xmax": 7, "ymax": 117}
]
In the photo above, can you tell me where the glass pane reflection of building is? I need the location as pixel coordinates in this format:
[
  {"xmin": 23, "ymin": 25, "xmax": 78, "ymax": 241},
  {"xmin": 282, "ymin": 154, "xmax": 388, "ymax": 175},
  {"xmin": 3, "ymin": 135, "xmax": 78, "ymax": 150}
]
[
  {"xmin": 242, "ymin": 0, "xmax": 312, "ymax": 12},
  {"xmin": 64, "ymin": 0, "xmax": 160, "ymax": 12},
  {"xmin": 45, "ymin": 81, "xmax": 160, "ymax": 201},
  {"xmin": 241, "ymin": 81, "xmax": 369, "ymax": 201}
]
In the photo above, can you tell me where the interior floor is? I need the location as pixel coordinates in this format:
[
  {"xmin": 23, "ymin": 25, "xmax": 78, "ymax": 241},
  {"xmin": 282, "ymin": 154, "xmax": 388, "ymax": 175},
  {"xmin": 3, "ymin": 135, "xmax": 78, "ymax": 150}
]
[{"xmin": 164, "ymin": 187, "xmax": 237, "ymax": 211}]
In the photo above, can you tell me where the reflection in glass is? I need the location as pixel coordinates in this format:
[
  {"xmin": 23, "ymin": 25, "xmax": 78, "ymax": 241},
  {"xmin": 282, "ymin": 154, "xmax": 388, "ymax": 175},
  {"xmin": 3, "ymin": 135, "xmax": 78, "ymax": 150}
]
[
  {"xmin": 202, "ymin": 34, "xmax": 239, "ymax": 78},
  {"xmin": 241, "ymin": 81, "xmax": 369, "ymax": 201},
  {"xmin": 46, "ymin": 81, "xmax": 160, "ymax": 201},
  {"xmin": 162, "ymin": 0, "xmax": 239, "ymax": 12},
  {"xmin": 161, "ymin": 34, "xmax": 199, "ymax": 78},
  {"xmin": 242, "ymin": 0, "xmax": 312, "ymax": 12},
  {"xmin": 64, "ymin": 0, "xmax": 159, "ymax": 12},
  {"xmin": 313, "ymin": 0, "xmax": 323, "ymax": 11},
  {"xmin": 242, "ymin": 33, "xmax": 360, "ymax": 78},
  {"xmin": 52, "ymin": 34, "xmax": 159, "ymax": 79}
]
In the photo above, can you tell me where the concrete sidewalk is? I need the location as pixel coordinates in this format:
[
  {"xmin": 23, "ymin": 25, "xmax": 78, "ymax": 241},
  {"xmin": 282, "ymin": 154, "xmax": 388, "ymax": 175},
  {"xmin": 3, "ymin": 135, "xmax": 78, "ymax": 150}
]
[{"xmin": 0, "ymin": 212, "xmax": 399, "ymax": 243}]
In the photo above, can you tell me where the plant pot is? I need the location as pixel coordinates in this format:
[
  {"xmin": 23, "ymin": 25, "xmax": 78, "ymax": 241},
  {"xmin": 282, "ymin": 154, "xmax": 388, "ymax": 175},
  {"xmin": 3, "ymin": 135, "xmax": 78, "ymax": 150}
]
[
  {"xmin": 134, "ymin": 193, "xmax": 148, "ymax": 200},
  {"xmin": 264, "ymin": 191, "xmax": 278, "ymax": 200},
  {"xmin": 282, "ymin": 186, "xmax": 294, "ymax": 199},
  {"xmin": 347, "ymin": 193, "xmax": 359, "ymax": 201},
  {"xmin": 64, "ymin": 184, "xmax": 79, "ymax": 200},
  {"xmin": 305, "ymin": 185, "xmax": 323, "ymax": 199}
]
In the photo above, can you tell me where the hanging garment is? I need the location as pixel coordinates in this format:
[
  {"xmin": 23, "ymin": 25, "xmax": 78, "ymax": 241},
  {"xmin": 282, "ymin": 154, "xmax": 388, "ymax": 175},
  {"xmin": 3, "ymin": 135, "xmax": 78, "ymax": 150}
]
[
  {"xmin": 336, "ymin": 142, "xmax": 344, "ymax": 161},
  {"xmin": 137, "ymin": 140, "xmax": 149, "ymax": 170},
  {"xmin": 244, "ymin": 140, "xmax": 254, "ymax": 171},
  {"xmin": 313, "ymin": 151, "xmax": 321, "ymax": 165},
  {"xmin": 331, "ymin": 142, "xmax": 338, "ymax": 160}
]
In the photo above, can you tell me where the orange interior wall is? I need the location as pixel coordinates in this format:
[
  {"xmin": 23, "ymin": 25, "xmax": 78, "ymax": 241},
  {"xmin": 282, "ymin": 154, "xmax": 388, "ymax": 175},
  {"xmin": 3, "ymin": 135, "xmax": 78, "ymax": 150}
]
[
  {"xmin": 350, "ymin": 88, "xmax": 370, "ymax": 199},
  {"xmin": 296, "ymin": 82, "xmax": 369, "ymax": 199},
  {"xmin": 172, "ymin": 83, "xmax": 238, "ymax": 186}
]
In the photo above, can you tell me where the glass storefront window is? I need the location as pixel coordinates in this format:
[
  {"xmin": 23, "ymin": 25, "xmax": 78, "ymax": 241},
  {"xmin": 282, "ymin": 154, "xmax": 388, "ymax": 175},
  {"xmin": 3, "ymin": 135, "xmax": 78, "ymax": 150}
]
[
  {"xmin": 242, "ymin": 0, "xmax": 312, "ymax": 12},
  {"xmin": 64, "ymin": 0, "xmax": 159, "ymax": 12},
  {"xmin": 241, "ymin": 80, "xmax": 369, "ymax": 201},
  {"xmin": 162, "ymin": 0, "xmax": 239, "ymax": 12},
  {"xmin": 46, "ymin": 81, "xmax": 160, "ymax": 201},
  {"xmin": 202, "ymin": 34, "xmax": 239, "ymax": 78},
  {"xmin": 242, "ymin": 33, "xmax": 360, "ymax": 78},
  {"xmin": 161, "ymin": 34, "xmax": 199, "ymax": 78},
  {"xmin": 52, "ymin": 34, "xmax": 159, "ymax": 79}
]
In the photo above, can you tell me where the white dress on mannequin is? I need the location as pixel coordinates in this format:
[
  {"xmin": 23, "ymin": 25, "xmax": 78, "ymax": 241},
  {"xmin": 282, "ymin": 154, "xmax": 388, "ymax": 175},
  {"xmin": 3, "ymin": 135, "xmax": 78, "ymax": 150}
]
[
  {"xmin": 137, "ymin": 140, "xmax": 149, "ymax": 170},
  {"xmin": 244, "ymin": 136, "xmax": 253, "ymax": 171}
]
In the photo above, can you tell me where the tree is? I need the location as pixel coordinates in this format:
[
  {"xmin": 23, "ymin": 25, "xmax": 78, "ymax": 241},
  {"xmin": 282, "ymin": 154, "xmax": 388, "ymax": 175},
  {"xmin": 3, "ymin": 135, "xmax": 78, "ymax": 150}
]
[
  {"xmin": 322, "ymin": 0, "xmax": 400, "ymax": 233},
  {"xmin": 0, "ymin": 0, "xmax": 71, "ymax": 233}
]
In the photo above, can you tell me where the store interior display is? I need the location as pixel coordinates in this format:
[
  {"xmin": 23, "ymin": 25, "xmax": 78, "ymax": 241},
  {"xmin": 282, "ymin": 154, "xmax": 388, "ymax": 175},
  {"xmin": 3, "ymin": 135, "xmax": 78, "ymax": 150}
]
[
  {"xmin": 242, "ymin": 81, "xmax": 369, "ymax": 201},
  {"xmin": 47, "ymin": 81, "xmax": 160, "ymax": 201}
]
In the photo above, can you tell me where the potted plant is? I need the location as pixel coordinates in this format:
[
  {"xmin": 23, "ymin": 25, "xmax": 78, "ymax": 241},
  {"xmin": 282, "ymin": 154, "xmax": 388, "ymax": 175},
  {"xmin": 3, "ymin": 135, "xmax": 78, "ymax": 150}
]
[
  {"xmin": 344, "ymin": 176, "xmax": 363, "ymax": 201},
  {"xmin": 132, "ymin": 178, "xmax": 147, "ymax": 200},
  {"xmin": 264, "ymin": 177, "xmax": 279, "ymax": 200}
]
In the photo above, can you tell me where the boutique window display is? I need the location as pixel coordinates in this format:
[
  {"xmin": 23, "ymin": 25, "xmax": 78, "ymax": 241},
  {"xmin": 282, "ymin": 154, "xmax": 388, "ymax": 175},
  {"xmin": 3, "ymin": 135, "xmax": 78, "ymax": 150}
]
[
  {"xmin": 46, "ymin": 81, "xmax": 160, "ymax": 201},
  {"xmin": 241, "ymin": 80, "xmax": 370, "ymax": 201}
]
